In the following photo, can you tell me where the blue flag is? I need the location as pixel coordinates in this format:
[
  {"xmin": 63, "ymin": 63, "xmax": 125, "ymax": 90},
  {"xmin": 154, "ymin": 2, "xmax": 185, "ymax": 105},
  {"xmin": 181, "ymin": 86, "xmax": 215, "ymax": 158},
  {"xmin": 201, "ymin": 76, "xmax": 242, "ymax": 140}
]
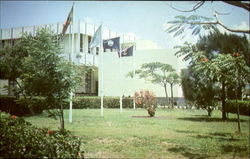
[
  {"xmin": 103, "ymin": 37, "xmax": 120, "ymax": 50},
  {"xmin": 119, "ymin": 46, "xmax": 134, "ymax": 57}
]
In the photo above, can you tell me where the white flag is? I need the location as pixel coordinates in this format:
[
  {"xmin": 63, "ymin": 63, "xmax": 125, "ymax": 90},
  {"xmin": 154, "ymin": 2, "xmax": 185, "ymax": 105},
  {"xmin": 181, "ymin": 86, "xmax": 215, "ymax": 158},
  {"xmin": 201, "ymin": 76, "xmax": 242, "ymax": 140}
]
[{"xmin": 90, "ymin": 25, "xmax": 102, "ymax": 49}]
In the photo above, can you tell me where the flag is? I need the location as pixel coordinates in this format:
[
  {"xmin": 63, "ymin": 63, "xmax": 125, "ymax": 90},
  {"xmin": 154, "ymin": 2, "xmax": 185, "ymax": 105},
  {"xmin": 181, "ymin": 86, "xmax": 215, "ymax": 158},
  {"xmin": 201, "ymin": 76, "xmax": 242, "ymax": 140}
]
[
  {"xmin": 119, "ymin": 46, "xmax": 134, "ymax": 57},
  {"xmin": 90, "ymin": 25, "xmax": 102, "ymax": 49},
  {"xmin": 61, "ymin": 5, "xmax": 73, "ymax": 36},
  {"xmin": 103, "ymin": 37, "xmax": 120, "ymax": 50}
]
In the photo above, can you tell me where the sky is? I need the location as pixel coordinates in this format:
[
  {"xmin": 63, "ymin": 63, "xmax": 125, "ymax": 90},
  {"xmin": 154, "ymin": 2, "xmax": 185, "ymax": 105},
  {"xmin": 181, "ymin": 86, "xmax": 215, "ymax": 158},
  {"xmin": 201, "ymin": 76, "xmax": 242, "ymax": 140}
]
[{"xmin": 0, "ymin": 1, "xmax": 249, "ymax": 49}]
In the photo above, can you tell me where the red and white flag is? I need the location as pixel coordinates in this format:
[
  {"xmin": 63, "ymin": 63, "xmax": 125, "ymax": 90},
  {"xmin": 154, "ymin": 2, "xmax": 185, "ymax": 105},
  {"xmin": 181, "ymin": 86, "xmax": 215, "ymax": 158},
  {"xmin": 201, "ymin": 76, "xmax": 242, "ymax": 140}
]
[{"xmin": 61, "ymin": 5, "xmax": 73, "ymax": 36}]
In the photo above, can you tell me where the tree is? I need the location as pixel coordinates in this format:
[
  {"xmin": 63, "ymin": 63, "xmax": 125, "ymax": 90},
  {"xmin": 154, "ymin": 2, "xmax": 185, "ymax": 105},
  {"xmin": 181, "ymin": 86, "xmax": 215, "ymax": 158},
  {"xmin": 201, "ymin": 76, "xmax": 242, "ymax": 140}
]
[
  {"xmin": 0, "ymin": 42, "xmax": 28, "ymax": 97},
  {"xmin": 0, "ymin": 28, "xmax": 91, "ymax": 130},
  {"xmin": 196, "ymin": 32, "xmax": 250, "ymax": 67},
  {"xmin": 164, "ymin": 1, "xmax": 250, "ymax": 35},
  {"xmin": 194, "ymin": 53, "xmax": 250, "ymax": 130},
  {"xmin": 180, "ymin": 67, "xmax": 220, "ymax": 116},
  {"xmin": 127, "ymin": 62, "xmax": 175, "ymax": 107},
  {"xmin": 174, "ymin": 32, "xmax": 250, "ymax": 119}
]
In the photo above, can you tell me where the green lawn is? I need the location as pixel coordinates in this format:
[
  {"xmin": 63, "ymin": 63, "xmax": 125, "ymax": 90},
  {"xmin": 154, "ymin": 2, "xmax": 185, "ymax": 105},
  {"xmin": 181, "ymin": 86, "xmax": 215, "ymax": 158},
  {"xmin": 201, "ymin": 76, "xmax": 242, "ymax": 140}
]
[{"xmin": 25, "ymin": 108, "xmax": 250, "ymax": 158}]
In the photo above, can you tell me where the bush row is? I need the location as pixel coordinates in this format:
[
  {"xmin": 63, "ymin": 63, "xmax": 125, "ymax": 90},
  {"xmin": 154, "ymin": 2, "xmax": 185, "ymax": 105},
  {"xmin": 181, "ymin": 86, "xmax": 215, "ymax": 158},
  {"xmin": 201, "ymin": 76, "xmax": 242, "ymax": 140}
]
[
  {"xmin": 225, "ymin": 100, "xmax": 250, "ymax": 116},
  {"xmin": 0, "ymin": 96, "xmax": 47, "ymax": 116},
  {"xmin": 69, "ymin": 96, "xmax": 139, "ymax": 109},
  {"xmin": 0, "ymin": 111, "xmax": 83, "ymax": 158},
  {"xmin": 0, "ymin": 96, "xmax": 143, "ymax": 116}
]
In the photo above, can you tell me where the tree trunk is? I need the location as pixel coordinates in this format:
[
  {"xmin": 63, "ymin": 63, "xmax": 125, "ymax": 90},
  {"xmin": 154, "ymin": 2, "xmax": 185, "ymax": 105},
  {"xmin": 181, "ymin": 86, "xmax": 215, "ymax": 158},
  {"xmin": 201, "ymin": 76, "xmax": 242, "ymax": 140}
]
[
  {"xmin": 170, "ymin": 84, "xmax": 174, "ymax": 109},
  {"xmin": 221, "ymin": 81, "xmax": 227, "ymax": 120},
  {"xmin": 60, "ymin": 103, "xmax": 65, "ymax": 130},
  {"xmin": 236, "ymin": 93, "xmax": 241, "ymax": 133},
  {"xmin": 163, "ymin": 84, "xmax": 168, "ymax": 108},
  {"xmin": 235, "ymin": 66, "xmax": 241, "ymax": 133}
]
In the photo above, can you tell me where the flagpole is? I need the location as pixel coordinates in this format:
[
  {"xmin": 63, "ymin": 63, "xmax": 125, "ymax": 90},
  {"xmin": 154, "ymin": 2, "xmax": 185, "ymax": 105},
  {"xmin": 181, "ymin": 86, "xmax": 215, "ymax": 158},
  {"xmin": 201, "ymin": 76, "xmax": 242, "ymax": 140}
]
[
  {"xmin": 69, "ymin": 2, "xmax": 75, "ymax": 123},
  {"xmin": 133, "ymin": 47, "xmax": 136, "ymax": 110}
]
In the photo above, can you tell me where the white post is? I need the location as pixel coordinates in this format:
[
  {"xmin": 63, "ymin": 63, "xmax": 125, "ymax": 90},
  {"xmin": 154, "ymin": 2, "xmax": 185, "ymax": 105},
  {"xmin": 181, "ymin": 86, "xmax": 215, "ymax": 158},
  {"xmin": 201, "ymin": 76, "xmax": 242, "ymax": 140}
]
[
  {"xmin": 119, "ymin": 54, "xmax": 123, "ymax": 113},
  {"xmin": 133, "ymin": 51, "xmax": 136, "ymax": 110},
  {"xmin": 100, "ymin": 25, "xmax": 104, "ymax": 117},
  {"xmin": 101, "ymin": 47, "xmax": 104, "ymax": 117},
  {"xmin": 69, "ymin": 3, "xmax": 75, "ymax": 123}
]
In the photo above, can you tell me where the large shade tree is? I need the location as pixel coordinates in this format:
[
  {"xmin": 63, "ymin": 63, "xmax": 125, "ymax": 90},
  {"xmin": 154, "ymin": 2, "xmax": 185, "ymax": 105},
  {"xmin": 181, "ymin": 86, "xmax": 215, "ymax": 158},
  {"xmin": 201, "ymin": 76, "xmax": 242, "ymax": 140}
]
[
  {"xmin": 194, "ymin": 52, "xmax": 250, "ymax": 131},
  {"xmin": 0, "ymin": 28, "xmax": 91, "ymax": 130},
  {"xmin": 175, "ymin": 31, "xmax": 250, "ymax": 120}
]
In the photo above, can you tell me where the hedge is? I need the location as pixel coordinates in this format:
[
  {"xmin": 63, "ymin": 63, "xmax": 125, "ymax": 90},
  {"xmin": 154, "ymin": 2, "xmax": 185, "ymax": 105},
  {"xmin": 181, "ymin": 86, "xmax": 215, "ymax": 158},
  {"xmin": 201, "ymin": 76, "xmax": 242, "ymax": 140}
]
[
  {"xmin": 0, "ymin": 111, "xmax": 83, "ymax": 158},
  {"xmin": 0, "ymin": 96, "xmax": 47, "ymax": 116},
  {"xmin": 69, "ymin": 96, "xmax": 137, "ymax": 109},
  {"xmin": 0, "ymin": 96, "xmax": 140, "ymax": 116},
  {"xmin": 225, "ymin": 100, "xmax": 250, "ymax": 116}
]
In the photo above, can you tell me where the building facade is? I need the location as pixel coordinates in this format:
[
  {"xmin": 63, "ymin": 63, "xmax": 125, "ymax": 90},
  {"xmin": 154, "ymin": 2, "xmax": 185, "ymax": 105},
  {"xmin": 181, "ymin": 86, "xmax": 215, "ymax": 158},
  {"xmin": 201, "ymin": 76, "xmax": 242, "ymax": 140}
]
[{"xmin": 0, "ymin": 21, "xmax": 185, "ymax": 101}]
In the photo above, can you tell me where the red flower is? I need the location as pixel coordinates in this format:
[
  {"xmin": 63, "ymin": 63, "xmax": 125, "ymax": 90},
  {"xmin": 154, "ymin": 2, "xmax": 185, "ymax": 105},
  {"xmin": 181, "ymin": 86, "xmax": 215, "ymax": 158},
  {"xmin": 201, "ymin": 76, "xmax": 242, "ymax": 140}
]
[
  {"xmin": 232, "ymin": 52, "xmax": 240, "ymax": 57},
  {"xmin": 48, "ymin": 130, "xmax": 54, "ymax": 135},
  {"xmin": 10, "ymin": 115, "xmax": 17, "ymax": 119},
  {"xmin": 201, "ymin": 57, "xmax": 209, "ymax": 62}
]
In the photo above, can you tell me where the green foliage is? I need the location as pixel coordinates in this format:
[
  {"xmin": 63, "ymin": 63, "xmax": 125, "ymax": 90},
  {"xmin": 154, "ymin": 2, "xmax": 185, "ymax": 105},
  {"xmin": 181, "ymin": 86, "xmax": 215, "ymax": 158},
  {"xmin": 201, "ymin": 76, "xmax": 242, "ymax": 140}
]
[
  {"xmin": 0, "ymin": 42, "xmax": 27, "ymax": 81},
  {"xmin": 180, "ymin": 68, "xmax": 196, "ymax": 102},
  {"xmin": 225, "ymin": 100, "xmax": 250, "ymax": 116},
  {"xmin": 166, "ymin": 15, "xmax": 218, "ymax": 38},
  {"xmin": 0, "ymin": 96, "xmax": 47, "ymax": 116},
  {"xmin": 0, "ymin": 111, "xmax": 83, "ymax": 158},
  {"xmin": 134, "ymin": 90, "xmax": 157, "ymax": 117},
  {"xmin": 0, "ymin": 28, "xmax": 92, "ymax": 129},
  {"xmin": 128, "ymin": 62, "xmax": 175, "ymax": 86},
  {"xmin": 174, "ymin": 42, "xmax": 197, "ymax": 63},
  {"xmin": 180, "ymin": 68, "xmax": 219, "ymax": 116},
  {"xmin": 175, "ymin": 32, "xmax": 250, "ymax": 120},
  {"xmin": 127, "ymin": 62, "xmax": 179, "ymax": 106},
  {"xmin": 196, "ymin": 32, "xmax": 250, "ymax": 66},
  {"xmin": 194, "ymin": 54, "xmax": 250, "ymax": 85}
]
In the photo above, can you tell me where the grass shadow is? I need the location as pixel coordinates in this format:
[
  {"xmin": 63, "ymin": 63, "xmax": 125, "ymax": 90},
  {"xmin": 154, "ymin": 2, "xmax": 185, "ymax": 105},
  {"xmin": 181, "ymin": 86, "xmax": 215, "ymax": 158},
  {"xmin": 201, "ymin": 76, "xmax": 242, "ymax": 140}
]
[
  {"xmin": 168, "ymin": 146, "xmax": 210, "ymax": 159},
  {"xmin": 177, "ymin": 117, "xmax": 246, "ymax": 122},
  {"xmin": 192, "ymin": 115, "xmax": 209, "ymax": 117},
  {"xmin": 195, "ymin": 134, "xmax": 242, "ymax": 142},
  {"xmin": 175, "ymin": 130, "xmax": 196, "ymax": 134},
  {"xmin": 221, "ymin": 144, "xmax": 248, "ymax": 153}
]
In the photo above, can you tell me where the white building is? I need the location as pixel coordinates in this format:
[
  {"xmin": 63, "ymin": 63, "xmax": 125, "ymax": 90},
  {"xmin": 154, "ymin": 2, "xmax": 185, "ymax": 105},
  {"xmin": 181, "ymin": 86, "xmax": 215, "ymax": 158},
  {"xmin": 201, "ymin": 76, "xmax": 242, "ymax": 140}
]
[{"xmin": 0, "ymin": 21, "xmax": 186, "ymax": 103}]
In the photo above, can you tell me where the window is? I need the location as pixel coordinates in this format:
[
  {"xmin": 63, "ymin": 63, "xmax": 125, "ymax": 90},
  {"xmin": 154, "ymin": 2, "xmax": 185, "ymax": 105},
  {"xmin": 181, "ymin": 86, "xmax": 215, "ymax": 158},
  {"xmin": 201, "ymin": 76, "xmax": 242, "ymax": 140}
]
[
  {"xmin": 85, "ymin": 71, "xmax": 92, "ymax": 93},
  {"xmin": 88, "ymin": 36, "xmax": 92, "ymax": 53},
  {"xmin": 1, "ymin": 40, "xmax": 11, "ymax": 48},
  {"xmin": 80, "ymin": 34, "xmax": 83, "ymax": 52},
  {"xmin": 96, "ymin": 47, "xmax": 99, "ymax": 55}
]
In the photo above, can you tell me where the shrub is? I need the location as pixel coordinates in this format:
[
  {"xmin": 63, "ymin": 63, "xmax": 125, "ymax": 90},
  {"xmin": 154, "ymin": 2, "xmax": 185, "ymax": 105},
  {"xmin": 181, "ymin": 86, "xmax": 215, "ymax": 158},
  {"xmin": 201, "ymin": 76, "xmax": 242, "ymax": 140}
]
[
  {"xmin": 0, "ymin": 111, "xmax": 83, "ymax": 158},
  {"xmin": 0, "ymin": 96, "xmax": 47, "ymax": 116},
  {"xmin": 225, "ymin": 100, "xmax": 250, "ymax": 116},
  {"xmin": 134, "ymin": 90, "xmax": 157, "ymax": 117}
]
